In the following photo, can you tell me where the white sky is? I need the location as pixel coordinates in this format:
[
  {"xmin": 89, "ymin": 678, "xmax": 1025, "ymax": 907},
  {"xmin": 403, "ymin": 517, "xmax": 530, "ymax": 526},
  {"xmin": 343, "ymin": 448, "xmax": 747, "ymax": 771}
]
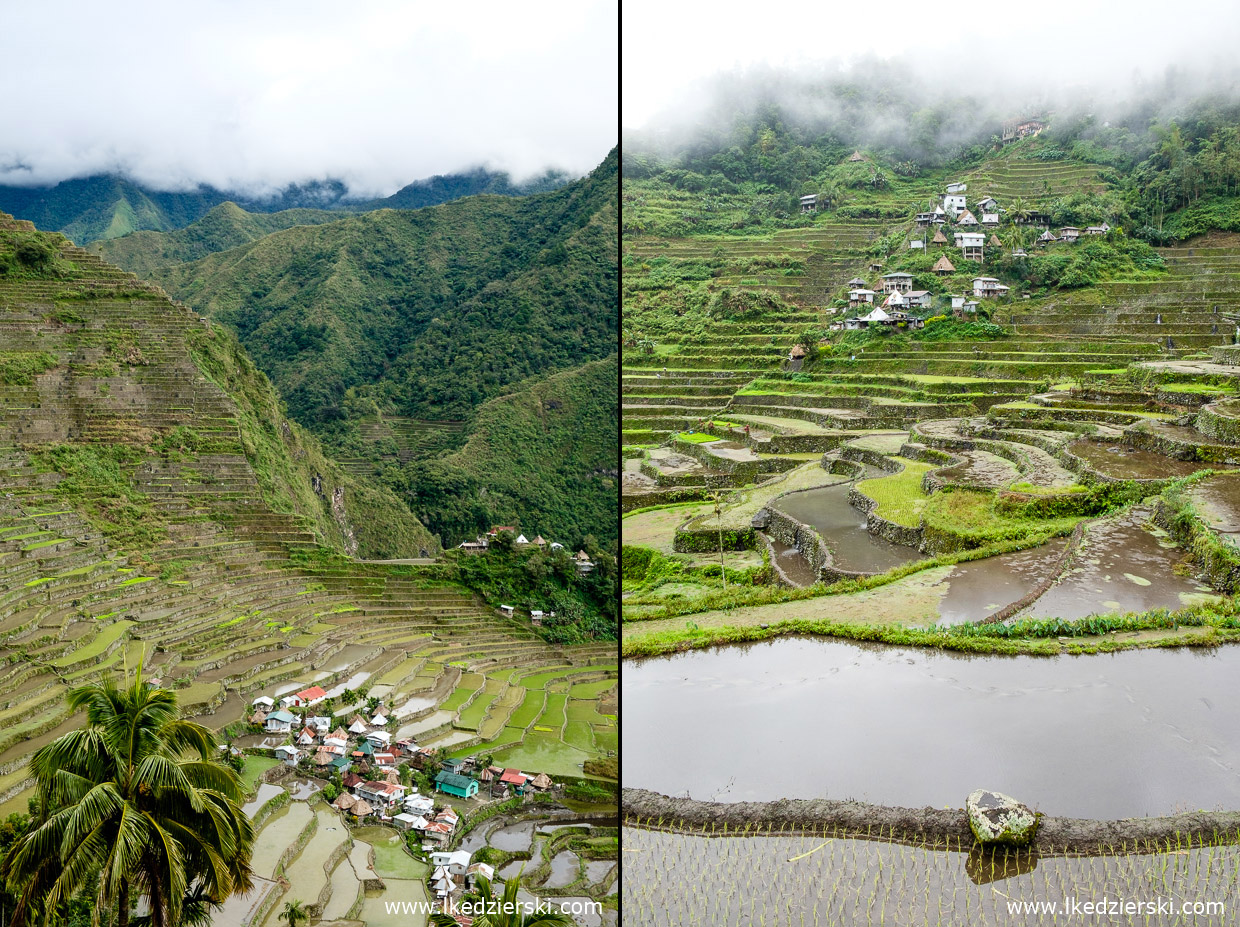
[
  {"xmin": 0, "ymin": 0, "xmax": 618, "ymax": 196},
  {"xmin": 623, "ymin": 0, "xmax": 1240, "ymax": 130}
]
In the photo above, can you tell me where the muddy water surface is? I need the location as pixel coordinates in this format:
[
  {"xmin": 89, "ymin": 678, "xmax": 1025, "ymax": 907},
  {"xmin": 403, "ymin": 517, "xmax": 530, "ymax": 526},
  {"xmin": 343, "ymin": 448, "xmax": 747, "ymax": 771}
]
[
  {"xmin": 1068, "ymin": 439, "xmax": 1205, "ymax": 479},
  {"xmin": 773, "ymin": 484, "xmax": 923, "ymax": 574},
  {"xmin": 1027, "ymin": 507, "xmax": 1213, "ymax": 619},
  {"xmin": 934, "ymin": 541, "xmax": 1065, "ymax": 625},
  {"xmin": 765, "ymin": 534, "xmax": 820, "ymax": 586},
  {"xmin": 624, "ymin": 637, "xmax": 1240, "ymax": 818}
]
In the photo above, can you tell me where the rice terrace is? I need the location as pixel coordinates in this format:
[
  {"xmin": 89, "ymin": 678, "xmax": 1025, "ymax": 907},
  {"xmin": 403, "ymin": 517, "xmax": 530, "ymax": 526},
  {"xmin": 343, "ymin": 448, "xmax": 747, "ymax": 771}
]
[
  {"xmin": 621, "ymin": 106, "xmax": 1240, "ymax": 922},
  {"xmin": 0, "ymin": 214, "xmax": 618, "ymax": 926}
]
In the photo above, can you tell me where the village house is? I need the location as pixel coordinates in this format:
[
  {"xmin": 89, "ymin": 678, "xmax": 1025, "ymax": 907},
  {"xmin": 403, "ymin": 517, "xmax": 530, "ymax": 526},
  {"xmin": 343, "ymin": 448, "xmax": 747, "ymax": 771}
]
[
  {"xmin": 904, "ymin": 290, "xmax": 933, "ymax": 309},
  {"xmin": 956, "ymin": 232, "xmax": 985, "ymax": 260},
  {"xmin": 252, "ymin": 696, "xmax": 275, "ymax": 710},
  {"xmin": 975, "ymin": 197, "xmax": 999, "ymax": 213},
  {"xmin": 946, "ymin": 182, "xmax": 967, "ymax": 194},
  {"xmin": 915, "ymin": 212, "xmax": 937, "ymax": 226},
  {"xmin": 274, "ymin": 745, "xmax": 301, "ymax": 766},
  {"xmin": 955, "ymin": 209, "xmax": 979, "ymax": 227},
  {"xmin": 457, "ymin": 537, "xmax": 488, "ymax": 553},
  {"xmin": 932, "ymin": 255, "xmax": 956, "ymax": 276},
  {"xmin": 943, "ymin": 193, "xmax": 967, "ymax": 216},
  {"xmin": 357, "ymin": 779, "xmax": 407, "ymax": 808},
  {"xmin": 432, "ymin": 850, "xmax": 473, "ymax": 877},
  {"xmin": 931, "ymin": 228, "xmax": 949, "ymax": 247},
  {"xmin": 435, "ymin": 771, "xmax": 480, "ymax": 799},
  {"xmin": 297, "ymin": 726, "xmax": 317, "ymax": 747},
  {"xmin": 1085, "ymin": 222, "xmax": 1112, "ymax": 235},
  {"xmin": 1002, "ymin": 118, "xmax": 1047, "ymax": 143},
  {"xmin": 1037, "ymin": 229, "xmax": 1059, "ymax": 246},
  {"xmin": 799, "ymin": 194, "xmax": 818, "ymax": 213},
  {"xmin": 907, "ymin": 238, "xmax": 924, "ymax": 250},
  {"xmin": 848, "ymin": 150, "xmax": 866, "ymax": 162},
  {"xmin": 348, "ymin": 717, "xmax": 369, "ymax": 735},
  {"xmin": 981, "ymin": 213, "xmax": 1000, "ymax": 227},
  {"xmin": 424, "ymin": 820, "xmax": 452, "ymax": 843},
  {"xmin": 264, "ymin": 709, "xmax": 295, "ymax": 734},
  {"xmin": 846, "ymin": 276, "xmax": 868, "ymax": 288},
  {"xmin": 466, "ymin": 862, "xmax": 495, "ymax": 890},
  {"xmin": 574, "ymin": 550, "xmax": 595, "ymax": 574},
  {"xmin": 1059, "ymin": 227, "xmax": 1081, "ymax": 242},
  {"xmin": 880, "ymin": 272, "xmax": 913, "ymax": 294},
  {"xmin": 393, "ymin": 812, "xmax": 423, "ymax": 832},
  {"xmin": 499, "ymin": 769, "xmax": 530, "ymax": 794},
  {"xmin": 848, "ymin": 288, "xmax": 877, "ymax": 308},
  {"xmin": 973, "ymin": 277, "xmax": 1011, "ymax": 299},
  {"xmin": 404, "ymin": 792, "xmax": 436, "ymax": 815}
]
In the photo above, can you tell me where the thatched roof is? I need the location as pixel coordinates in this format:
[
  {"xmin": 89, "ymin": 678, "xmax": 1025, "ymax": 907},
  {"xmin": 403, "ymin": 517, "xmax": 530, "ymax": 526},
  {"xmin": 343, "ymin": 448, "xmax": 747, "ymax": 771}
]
[
  {"xmin": 931, "ymin": 229, "xmax": 948, "ymax": 245},
  {"xmin": 334, "ymin": 792, "xmax": 357, "ymax": 810},
  {"xmin": 848, "ymin": 150, "xmax": 865, "ymax": 162},
  {"xmin": 932, "ymin": 255, "xmax": 956, "ymax": 273},
  {"xmin": 352, "ymin": 799, "xmax": 375, "ymax": 817}
]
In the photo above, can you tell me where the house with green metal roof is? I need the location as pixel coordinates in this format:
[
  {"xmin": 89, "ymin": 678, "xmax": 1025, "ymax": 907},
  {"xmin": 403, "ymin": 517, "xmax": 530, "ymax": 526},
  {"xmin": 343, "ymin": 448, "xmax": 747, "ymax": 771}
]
[{"xmin": 435, "ymin": 770, "xmax": 479, "ymax": 799}]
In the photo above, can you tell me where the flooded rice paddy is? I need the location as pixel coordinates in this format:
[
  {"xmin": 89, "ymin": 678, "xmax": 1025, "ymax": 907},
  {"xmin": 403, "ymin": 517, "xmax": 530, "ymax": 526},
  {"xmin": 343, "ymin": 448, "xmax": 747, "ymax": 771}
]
[
  {"xmin": 624, "ymin": 638, "xmax": 1240, "ymax": 818},
  {"xmin": 933, "ymin": 541, "xmax": 1064, "ymax": 625},
  {"xmin": 1027, "ymin": 507, "xmax": 1214, "ymax": 619},
  {"xmin": 772, "ymin": 484, "xmax": 924, "ymax": 573},
  {"xmin": 623, "ymin": 828, "xmax": 1237, "ymax": 926},
  {"xmin": 1068, "ymin": 439, "xmax": 1206, "ymax": 480}
]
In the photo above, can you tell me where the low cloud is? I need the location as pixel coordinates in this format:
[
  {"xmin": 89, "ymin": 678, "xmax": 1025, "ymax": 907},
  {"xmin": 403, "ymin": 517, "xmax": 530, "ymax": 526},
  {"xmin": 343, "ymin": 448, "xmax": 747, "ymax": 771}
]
[{"xmin": 0, "ymin": 0, "xmax": 617, "ymax": 196}]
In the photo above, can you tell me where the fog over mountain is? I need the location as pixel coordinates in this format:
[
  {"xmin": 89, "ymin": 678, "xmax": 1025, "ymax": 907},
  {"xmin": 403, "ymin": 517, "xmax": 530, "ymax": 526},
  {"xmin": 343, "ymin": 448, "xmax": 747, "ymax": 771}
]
[
  {"xmin": 624, "ymin": 0, "xmax": 1240, "ymax": 152},
  {"xmin": 1, "ymin": 0, "xmax": 617, "ymax": 197}
]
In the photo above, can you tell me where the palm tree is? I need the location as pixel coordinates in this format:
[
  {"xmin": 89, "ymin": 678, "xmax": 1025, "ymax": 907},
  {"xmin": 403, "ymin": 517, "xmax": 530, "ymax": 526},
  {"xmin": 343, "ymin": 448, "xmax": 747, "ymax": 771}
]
[
  {"xmin": 430, "ymin": 874, "xmax": 573, "ymax": 926},
  {"xmin": 2, "ymin": 668, "xmax": 254, "ymax": 927},
  {"xmin": 279, "ymin": 899, "xmax": 309, "ymax": 927}
]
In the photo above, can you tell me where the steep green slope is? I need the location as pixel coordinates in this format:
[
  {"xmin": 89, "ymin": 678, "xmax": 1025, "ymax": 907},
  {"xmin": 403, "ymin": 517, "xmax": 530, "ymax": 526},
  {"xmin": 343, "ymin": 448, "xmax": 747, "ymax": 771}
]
[
  {"xmin": 0, "ymin": 213, "xmax": 436, "ymax": 560},
  {"xmin": 93, "ymin": 202, "xmax": 345, "ymax": 276},
  {"xmin": 151, "ymin": 148, "xmax": 618, "ymax": 426},
  {"xmin": 397, "ymin": 357, "xmax": 619, "ymax": 547}
]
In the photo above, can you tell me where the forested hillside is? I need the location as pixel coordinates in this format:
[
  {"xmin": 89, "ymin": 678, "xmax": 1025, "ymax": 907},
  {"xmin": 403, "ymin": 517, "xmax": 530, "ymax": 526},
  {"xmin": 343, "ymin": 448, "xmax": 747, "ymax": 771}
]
[{"xmin": 0, "ymin": 165, "xmax": 572, "ymax": 244}]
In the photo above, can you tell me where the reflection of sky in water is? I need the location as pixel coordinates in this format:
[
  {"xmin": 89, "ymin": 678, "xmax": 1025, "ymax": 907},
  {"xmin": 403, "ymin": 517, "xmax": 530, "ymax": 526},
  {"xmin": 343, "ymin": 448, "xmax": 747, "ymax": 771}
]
[{"xmin": 625, "ymin": 638, "xmax": 1240, "ymax": 818}]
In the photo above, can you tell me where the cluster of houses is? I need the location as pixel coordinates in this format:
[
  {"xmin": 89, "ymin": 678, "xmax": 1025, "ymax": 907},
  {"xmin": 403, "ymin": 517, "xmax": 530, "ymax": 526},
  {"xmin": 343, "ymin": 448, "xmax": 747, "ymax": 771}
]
[
  {"xmin": 457, "ymin": 527, "xmax": 596, "ymax": 576},
  {"xmin": 819, "ymin": 175, "xmax": 1116, "ymax": 337}
]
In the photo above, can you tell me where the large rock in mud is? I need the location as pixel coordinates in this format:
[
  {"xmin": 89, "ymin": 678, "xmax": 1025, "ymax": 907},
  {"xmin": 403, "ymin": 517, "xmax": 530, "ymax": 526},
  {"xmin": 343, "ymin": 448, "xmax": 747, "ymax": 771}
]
[{"xmin": 966, "ymin": 789, "xmax": 1039, "ymax": 847}]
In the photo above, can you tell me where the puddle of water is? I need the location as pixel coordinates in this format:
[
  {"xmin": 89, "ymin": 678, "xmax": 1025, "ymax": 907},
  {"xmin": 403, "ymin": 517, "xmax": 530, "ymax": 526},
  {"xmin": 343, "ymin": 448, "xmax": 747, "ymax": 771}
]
[
  {"xmin": 499, "ymin": 859, "xmax": 528, "ymax": 880},
  {"xmin": 935, "ymin": 542, "xmax": 1065, "ymax": 625},
  {"xmin": 544, "ymin": 851, "xmax": 580, "ymax": 888},
  {"xmin": 773, "ymin": 484, "xmax": 924, "ymax": 574},
  {"xmin": 1028, "ymin": 507, "xmax": 1212, "ymax": 619},
  {"xmin": 623, "ymin": 637, "xmax": 1240, "ymax": 818},
  {"xmin": 1069, "ymin": 439, "xmax": 1206, "ymax": 480}
]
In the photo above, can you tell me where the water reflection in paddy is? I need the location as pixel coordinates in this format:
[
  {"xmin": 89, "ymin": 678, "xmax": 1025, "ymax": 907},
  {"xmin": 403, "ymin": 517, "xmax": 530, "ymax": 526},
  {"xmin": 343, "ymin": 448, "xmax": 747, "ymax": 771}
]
[
  {"xmin": 1027, "ymin": 507, "xmax": 1213, "ymax": 619},
  {"xmin": 773, "ymin": 484, "xmax": 923, "ymax": 574},
  {"xmin": 624, "ymin": 637, "xmax": 1240, "ymax": 818},
  {"xmin": 1068, "ymin": 439, "xmax": 1206, "ymax": 480}
]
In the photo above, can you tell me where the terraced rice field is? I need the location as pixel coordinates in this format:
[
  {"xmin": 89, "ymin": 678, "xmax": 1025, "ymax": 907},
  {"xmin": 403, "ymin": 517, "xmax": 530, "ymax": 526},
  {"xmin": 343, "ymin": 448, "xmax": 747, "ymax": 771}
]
[
  {"xmin": 0, "ymin": 215, "xmax": 617, "ymax": 833},
  {"xmin": 622, "ymin": 157, "xmax": 1240, "ymax": 915}
]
